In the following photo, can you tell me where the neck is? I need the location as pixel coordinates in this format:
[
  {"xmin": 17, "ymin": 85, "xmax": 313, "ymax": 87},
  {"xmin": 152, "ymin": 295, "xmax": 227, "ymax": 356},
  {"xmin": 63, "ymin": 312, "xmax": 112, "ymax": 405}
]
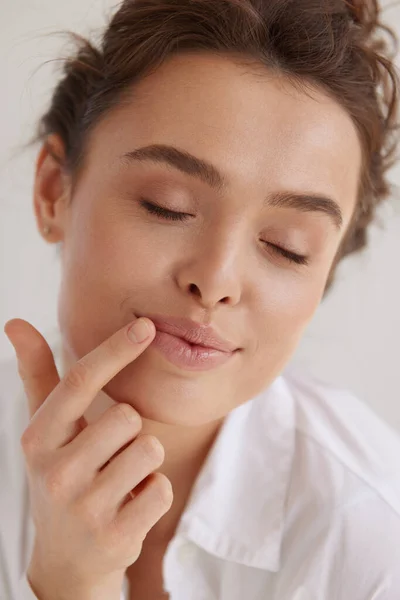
[{"xmin": 139, "ymin": 415, "xmax": 223, "ymax": 543}]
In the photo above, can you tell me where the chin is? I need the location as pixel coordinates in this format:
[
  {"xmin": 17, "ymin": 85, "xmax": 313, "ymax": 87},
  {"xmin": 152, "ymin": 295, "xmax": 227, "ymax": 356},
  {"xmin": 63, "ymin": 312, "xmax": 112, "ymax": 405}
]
[{"xmin": 101, "ymin": 353, "xmax": 232, "ymax": 427}]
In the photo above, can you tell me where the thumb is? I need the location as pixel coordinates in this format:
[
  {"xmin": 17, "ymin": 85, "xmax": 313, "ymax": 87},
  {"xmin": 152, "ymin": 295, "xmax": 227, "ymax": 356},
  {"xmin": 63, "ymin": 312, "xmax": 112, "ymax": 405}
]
[{"xmin": 4, "ymin": 319, "xmax": 85, "ymax": 431}]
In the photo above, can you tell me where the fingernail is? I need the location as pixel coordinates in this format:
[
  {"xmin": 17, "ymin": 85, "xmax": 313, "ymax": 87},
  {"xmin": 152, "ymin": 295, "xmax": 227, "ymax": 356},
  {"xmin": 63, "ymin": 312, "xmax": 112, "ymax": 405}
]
[{"xmin": 127, "ymin": 318, "xmax": 152, "ymax": 343}]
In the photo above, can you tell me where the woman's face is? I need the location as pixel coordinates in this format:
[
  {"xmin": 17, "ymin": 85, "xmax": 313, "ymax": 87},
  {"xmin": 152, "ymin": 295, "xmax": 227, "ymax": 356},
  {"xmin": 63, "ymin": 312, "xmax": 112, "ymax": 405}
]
[{"xmin": 44, "ymin": 52, "xmax": 361, "ymax": 426}]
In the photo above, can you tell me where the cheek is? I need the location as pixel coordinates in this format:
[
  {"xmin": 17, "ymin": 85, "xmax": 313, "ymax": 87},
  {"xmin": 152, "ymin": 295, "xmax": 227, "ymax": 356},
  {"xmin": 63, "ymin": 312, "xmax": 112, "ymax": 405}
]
[
  {"xmin": 66, "ymin": 206, "xmax": 151, "ymax": 285},
  {"xmin": 239, "ymin": 289, "xmax": 319, "ymax": 397},
  {"xmin": 254, "ymin": 277, "xmax": 322, "ymax": 352}
]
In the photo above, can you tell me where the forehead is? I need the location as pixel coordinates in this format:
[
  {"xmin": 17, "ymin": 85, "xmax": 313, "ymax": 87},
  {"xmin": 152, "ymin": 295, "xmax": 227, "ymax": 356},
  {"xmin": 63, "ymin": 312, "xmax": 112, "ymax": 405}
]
[{"xmin": 86, "ymin": 52, "xmax": 362, "ymax": 224}]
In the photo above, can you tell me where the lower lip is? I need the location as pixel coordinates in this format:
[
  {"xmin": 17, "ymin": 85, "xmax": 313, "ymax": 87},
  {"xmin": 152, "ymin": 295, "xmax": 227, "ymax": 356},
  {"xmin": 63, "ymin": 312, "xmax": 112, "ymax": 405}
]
[{"xmin": 151, "ymin": 330, "xmax": 236, "ymax": 371}]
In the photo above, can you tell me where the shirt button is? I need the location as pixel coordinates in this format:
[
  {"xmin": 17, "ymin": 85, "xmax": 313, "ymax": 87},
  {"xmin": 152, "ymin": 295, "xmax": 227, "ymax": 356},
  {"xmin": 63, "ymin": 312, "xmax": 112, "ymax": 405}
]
[{"xmin": 177, "ymin": 541, "xmax": 197, "ymax": 566}]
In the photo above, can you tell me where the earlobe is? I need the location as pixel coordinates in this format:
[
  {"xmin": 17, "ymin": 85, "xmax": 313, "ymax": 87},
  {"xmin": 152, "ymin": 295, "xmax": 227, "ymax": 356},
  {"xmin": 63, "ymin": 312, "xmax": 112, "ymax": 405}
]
[{"xmin": 33, "ymin": 134, "xmax": 70, "ymax": 243}]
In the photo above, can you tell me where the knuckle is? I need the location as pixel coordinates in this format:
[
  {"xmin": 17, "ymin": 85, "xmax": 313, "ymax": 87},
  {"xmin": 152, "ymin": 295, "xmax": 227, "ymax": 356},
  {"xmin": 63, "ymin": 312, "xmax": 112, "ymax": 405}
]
[
  {"xmin": 43, "ymin": 462, "xmax": 71, "ymax": 499},
  {"xmin": 112, "ymin": 403, "xmax": 141, "ymax": 427},
  {"xmin": 138, "ymin": 435, "xmax": 165, "ymax": 464},
  {"xmin": 20, "ymin": 427, "xmax": 40, "ymax": 457},
  {"xmin": 151, "ymin": 472, "xmax": 173, "ymax": 508},
  {"xmin": 63, "ymin": 360, "xmax": 90, "ymax": 391}
]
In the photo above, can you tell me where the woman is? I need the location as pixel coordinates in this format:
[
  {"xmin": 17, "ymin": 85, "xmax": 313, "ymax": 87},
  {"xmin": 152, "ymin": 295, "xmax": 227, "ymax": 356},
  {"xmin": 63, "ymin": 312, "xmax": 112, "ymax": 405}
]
[{"xmin": 2, "ymin": 0, "xmax": 400, "ymax": 598}]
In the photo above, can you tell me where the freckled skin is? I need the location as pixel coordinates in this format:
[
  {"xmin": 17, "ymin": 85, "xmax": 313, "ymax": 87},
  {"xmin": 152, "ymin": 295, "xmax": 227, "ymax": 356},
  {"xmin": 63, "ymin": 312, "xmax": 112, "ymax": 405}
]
[{"xmin": 35, "ymin": 52, "xmax": 361, "ymax": 426}]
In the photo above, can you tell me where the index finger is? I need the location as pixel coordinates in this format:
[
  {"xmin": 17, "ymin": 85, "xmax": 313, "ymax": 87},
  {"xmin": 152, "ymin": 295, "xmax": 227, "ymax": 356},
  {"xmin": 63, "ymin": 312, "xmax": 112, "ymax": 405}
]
[{"xmin": 23, "ymin": 318, "xmax": 155, "ymax": 452}]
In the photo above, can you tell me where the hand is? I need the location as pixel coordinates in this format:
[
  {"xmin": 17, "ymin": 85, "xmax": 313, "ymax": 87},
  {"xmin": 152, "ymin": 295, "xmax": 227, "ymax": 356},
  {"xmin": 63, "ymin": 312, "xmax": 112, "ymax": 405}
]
[{"xmin": 4, "ymin": 318, "xmax": 173, "ymax": 600}]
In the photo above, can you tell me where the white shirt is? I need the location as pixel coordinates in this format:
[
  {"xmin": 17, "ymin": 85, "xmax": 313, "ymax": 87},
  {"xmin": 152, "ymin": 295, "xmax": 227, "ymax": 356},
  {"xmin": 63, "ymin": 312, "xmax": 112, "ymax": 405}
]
[{"xmin": 1, "ymin": 326, "xmax": 400, "ymax": 600}]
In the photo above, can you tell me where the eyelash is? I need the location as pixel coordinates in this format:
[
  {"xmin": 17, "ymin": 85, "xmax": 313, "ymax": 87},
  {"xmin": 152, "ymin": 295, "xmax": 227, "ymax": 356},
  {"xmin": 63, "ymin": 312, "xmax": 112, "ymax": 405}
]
[{"xmin": 139, "ymin": 199, "xmax": 310, "ymax": 266}]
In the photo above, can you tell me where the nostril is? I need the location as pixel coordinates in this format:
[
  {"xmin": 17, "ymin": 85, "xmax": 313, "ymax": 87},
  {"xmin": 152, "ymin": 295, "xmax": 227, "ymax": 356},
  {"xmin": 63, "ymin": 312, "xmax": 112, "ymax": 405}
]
[{"xmin": 189, "ymin": 283, "xmax": 201, "ymax": 296}]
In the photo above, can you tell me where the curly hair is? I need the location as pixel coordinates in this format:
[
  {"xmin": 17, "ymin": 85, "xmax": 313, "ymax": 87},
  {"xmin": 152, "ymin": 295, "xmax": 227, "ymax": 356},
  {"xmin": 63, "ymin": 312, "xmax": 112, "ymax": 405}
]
[{"xmin": 31, "ymin": 0, "xmax": 400, "ymax": 297}]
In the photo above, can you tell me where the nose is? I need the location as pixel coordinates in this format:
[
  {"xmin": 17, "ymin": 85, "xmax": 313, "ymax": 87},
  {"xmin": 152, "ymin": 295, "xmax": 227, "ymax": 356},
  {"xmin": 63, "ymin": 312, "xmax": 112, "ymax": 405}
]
[{"xmin": 175, "ymin": 234, "xmax": 242, "ymax": 309}]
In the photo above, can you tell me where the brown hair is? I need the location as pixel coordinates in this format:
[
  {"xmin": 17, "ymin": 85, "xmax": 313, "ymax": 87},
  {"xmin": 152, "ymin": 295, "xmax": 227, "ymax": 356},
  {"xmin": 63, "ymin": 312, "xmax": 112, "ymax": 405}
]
[{"xmin": 32, "ymin": 0, "xmax": 400, "ymax": 296}]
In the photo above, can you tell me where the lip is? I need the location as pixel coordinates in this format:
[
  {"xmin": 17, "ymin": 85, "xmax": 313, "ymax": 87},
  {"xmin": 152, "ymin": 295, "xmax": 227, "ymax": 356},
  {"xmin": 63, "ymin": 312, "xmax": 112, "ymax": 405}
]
[
  {"xmin": 134, "ymin": 313, "xmax": 240, "ymax": 372},
  {"xmin": 151, "ymin": 330, "xmax": 236, "ymax": 371},
  {"xmin": 135, "ymin": 313, "xmax": 239, "ymax": 353}
]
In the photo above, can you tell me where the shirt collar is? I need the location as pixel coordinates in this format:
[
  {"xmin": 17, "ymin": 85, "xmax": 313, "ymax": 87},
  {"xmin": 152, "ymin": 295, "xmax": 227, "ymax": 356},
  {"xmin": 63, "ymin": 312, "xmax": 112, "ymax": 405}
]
[{"xmin": 174, "ymin": 374, "xmax": 296, "ymax": 572}]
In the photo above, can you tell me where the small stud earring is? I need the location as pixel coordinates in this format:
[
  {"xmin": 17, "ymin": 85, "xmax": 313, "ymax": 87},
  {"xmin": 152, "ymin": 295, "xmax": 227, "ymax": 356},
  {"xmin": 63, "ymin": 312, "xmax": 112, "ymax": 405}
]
[{"xmin": 43, "ymin": 225, "xmax": 51, "ymax": 235}]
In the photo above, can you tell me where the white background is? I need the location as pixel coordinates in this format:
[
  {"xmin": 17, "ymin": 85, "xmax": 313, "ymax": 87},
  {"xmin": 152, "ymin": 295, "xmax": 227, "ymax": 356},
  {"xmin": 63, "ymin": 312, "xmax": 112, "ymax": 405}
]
[{"xmin": 1, "ymin": 0, "xmax": 400, "ymax": 430}]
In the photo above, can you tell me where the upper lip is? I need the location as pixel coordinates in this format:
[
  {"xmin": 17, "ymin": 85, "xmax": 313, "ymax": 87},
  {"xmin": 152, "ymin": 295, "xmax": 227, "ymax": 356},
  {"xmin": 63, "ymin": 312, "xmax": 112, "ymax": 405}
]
[{"xmin": 135, "ymin": 313, "xmax": 239, "ymax": 353}]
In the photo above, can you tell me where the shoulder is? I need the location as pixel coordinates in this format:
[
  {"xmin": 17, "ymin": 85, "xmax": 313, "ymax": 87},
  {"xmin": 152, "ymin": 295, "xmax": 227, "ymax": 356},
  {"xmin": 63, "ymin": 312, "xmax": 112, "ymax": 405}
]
[
  {"xmin": 282, "ymin": 364, "xmax": 400, "ymax": 513},
  {"xmin": 277, "ymin": 366, "xmax": 400, "ymax": 597}
]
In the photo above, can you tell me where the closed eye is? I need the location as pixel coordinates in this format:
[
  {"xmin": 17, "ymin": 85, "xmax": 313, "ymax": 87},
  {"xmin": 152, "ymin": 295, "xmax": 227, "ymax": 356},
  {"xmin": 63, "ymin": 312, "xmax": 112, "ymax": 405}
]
[
  {"xmin": 140, "ymin": 198, "xmax": 191, "ymax": 221},
  {"xmin": 139, "ymin": 198, "xmax": 310, "ymax": 266},
  {"xmin": 264, "ymin": 242, "xmax": 310, "ymax": 265}
]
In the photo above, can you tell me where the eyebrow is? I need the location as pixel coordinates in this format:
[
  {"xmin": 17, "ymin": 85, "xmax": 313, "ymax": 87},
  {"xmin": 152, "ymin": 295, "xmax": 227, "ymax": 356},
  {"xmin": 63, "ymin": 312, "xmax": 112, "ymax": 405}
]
[{"xmin": 121, "ymin": 144, "xmax": 343, "ymax": 230}]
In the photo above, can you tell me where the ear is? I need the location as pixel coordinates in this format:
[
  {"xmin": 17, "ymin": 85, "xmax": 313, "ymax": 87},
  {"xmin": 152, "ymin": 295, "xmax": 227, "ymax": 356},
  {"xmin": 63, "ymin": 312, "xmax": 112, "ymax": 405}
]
[{"xmin": 33, "ymin": 133, "xmax": 71, "ymax": 243}]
